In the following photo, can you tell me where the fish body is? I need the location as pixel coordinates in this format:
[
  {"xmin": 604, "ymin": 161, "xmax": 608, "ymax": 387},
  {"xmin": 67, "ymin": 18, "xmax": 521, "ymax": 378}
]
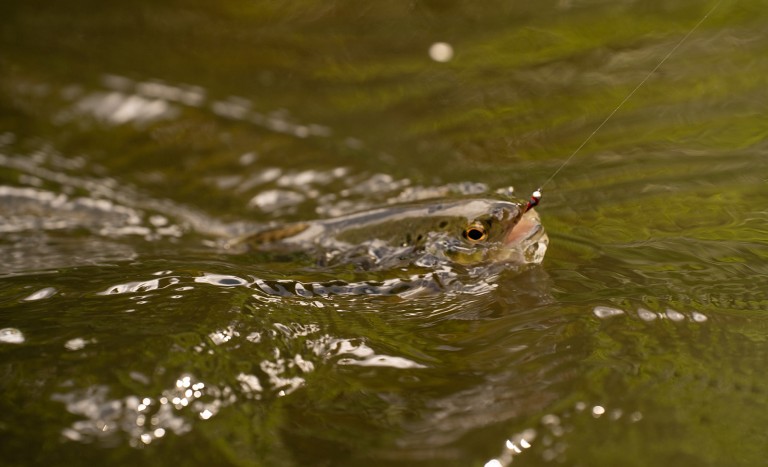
[{"xmin": 234, "ymin": 198, "xmax": 548, "ymax": 270}]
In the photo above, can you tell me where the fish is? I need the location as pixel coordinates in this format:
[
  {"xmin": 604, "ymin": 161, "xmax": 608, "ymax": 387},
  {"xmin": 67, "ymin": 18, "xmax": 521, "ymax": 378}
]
[{"xmin": 231, "ymin": 198, "xmax": 548, "ymax": 271}]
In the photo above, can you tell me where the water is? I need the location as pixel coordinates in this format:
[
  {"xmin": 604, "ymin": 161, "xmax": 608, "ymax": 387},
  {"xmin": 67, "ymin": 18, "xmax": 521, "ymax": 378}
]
[{"xmin": 1, "ymin": 1, "xmax": 767, "ymax": 465}]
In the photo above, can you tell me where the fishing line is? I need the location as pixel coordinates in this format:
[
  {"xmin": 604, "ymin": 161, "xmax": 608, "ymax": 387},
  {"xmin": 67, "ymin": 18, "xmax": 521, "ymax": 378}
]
[{"xmin": 525, "ymin": 0, "xmax": 722, "ymax": 212}]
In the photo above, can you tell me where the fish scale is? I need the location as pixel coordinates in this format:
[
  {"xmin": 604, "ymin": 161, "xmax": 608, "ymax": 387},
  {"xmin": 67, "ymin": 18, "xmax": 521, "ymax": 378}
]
[{"xmin": 232, "ymin": 198, "xmax": 548, "ymax": 271}]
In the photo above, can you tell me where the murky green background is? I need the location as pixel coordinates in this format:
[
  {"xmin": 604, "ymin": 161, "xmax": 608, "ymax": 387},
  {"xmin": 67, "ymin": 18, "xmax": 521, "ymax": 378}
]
[{"xmin": 1, "ymin": 1, "xmax": 767, "ymax": 465}]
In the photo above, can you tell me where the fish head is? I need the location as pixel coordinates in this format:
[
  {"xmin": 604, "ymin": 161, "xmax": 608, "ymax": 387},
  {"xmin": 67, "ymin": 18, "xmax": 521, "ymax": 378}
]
[{"xmin": 432, "ymin": 200, "xmax": 548, "ymax": 266}]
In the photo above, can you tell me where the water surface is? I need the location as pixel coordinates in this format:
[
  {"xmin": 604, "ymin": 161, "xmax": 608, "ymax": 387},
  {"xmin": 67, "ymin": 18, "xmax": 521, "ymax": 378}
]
[{"xmin": 1, "ymin": 1, "xmax": 767, "ymax": 466}]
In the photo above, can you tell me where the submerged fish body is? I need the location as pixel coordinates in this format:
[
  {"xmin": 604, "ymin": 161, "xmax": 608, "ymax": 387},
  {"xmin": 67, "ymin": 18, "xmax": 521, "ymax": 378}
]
[{"xmin": 234, "ymin": 198, "xmax": 548, "ymax": 271}]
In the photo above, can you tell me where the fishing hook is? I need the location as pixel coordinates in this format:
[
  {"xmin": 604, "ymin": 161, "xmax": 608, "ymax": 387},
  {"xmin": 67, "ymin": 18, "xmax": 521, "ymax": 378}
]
[{"xmin": 525, "ymin": 188, "xmax": 542, "ymax": 212}]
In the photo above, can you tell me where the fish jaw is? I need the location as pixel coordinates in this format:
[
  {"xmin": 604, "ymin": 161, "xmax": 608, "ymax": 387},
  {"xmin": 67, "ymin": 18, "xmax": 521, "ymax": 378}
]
[{"xmin": 502, "ymin": 208, "xmax": 548, "ymax": 264}]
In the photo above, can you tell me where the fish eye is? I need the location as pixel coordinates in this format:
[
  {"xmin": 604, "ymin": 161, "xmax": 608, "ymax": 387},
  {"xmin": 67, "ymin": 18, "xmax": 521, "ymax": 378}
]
[{"xmin": 463, "ymin": 222, "xmax": 488, "ymax": 243}]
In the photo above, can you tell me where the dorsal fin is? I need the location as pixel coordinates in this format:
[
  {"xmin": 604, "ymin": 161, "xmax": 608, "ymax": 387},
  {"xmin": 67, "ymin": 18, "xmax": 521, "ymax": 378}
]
[{"xmin": 231, "ymin": 223, "xmax": 310, "ymax": 249}]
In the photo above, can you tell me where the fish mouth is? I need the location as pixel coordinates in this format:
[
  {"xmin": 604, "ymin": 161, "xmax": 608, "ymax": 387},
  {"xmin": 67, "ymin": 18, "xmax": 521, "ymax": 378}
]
[{"xmin": 503, "ymin": 208, "xmax": 549, "ymax": 264}]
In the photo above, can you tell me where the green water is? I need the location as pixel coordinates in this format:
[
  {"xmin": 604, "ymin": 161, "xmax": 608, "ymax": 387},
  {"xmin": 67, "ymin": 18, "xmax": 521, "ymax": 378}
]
[{"xmin": 1, "ymin": 1, "xmax": 767, "ymax": 466}]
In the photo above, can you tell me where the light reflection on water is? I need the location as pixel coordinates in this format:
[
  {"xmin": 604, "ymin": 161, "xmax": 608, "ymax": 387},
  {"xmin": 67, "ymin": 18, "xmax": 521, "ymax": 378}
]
[
  {"xmin": 484, "ymin": 401, "xmax": 645, "ymax": 467},
  {"xmin": 84, "ymin": 73, "xmax": 333, "ymax": 140},
  {"xmin": 0, "ymin": 327, "xmax": 25, "ymax": 344},
  {"xmin": 52, "ymin": 375, "xmax": 218, "ymax": 446},
  {"xmin": 47, "ymin": 297, "xmax": 434, "ymax": 445}
]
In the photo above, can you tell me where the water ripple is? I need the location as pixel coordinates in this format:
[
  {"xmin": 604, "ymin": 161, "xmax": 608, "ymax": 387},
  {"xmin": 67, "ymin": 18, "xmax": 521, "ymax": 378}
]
[
  {"xmin": 194, "ymin": 273, "xmax": 249, "ymax": 287},
  {"xmin": 485, "ymin": 401, "xmax": 644, "ymax": 466},
  {"xmin": 0, "ymin": 328, "xmax": 25, "ymax": 344},
  {"xmin": 52, "ymin": 374, "xmax": 233, "ymax": 446},
  {"xmin": 22, "ymin": 287, "xmax": 57, "ymax": 301},
  {"xmin": 99, "ymin": 276, "xmax": 180, "ymax": 295}
]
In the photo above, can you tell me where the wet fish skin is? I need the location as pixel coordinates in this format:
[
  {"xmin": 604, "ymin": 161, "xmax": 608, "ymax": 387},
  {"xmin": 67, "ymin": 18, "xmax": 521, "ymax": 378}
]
[{"xmin": 233, "ymin": 198, "xmax": 548, "ymax": 269}]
